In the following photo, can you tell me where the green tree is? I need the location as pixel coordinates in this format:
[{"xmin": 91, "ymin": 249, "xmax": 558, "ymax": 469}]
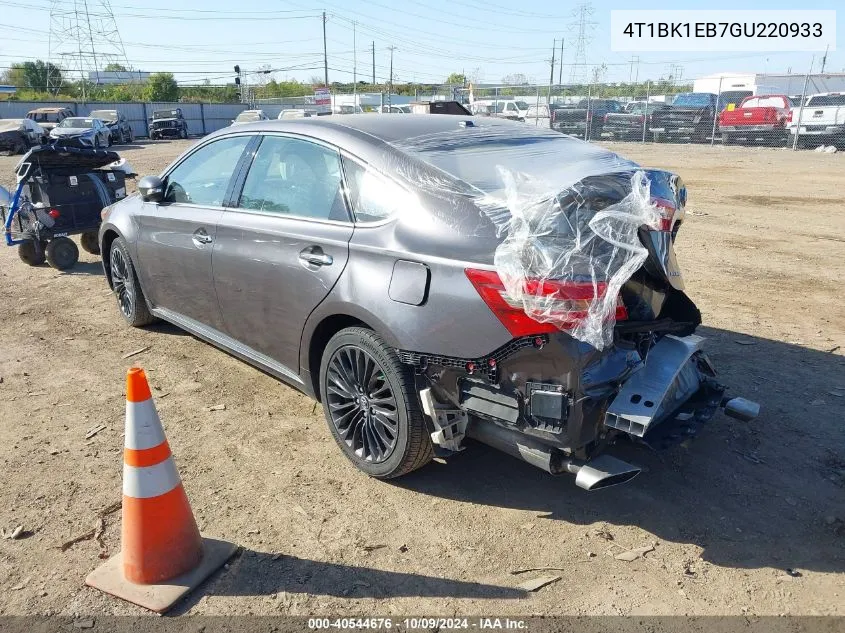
[
  {"xmin": 145, "ymin": 72, "xmax": 178, "ymax": 101},
  {"xmin": 1, "ymin": 61, "xmax": 64, "ymax": 94},
  {"xmin": 103, "ymin": 63, "xmax": 128, "ymax": 72},
  {"xmin": 445, "ymin": 72, "xmax": 466, "ymax": 85}
]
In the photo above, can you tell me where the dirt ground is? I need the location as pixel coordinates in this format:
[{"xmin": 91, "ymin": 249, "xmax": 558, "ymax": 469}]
[{"xmin": 0, "ymin": 138, "xmax": 843, "ymax": 618}]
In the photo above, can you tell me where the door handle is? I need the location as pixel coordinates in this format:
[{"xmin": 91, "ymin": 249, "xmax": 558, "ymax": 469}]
[
  {"xmin": 299, "ymin": 247, "xmax": 333, "ymax": 267},
  {"xmin": 192, "ymin": 228, "xmax": 213, "ymax": 246}
]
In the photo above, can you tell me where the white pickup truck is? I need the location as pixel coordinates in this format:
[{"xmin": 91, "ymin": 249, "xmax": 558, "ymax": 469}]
[{"xmin": 787, "ymin": 92, "xmax": 845, "ymax": 146}]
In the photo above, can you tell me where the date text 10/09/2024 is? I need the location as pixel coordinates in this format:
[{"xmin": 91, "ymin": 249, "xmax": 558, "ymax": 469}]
[
  {"xmin": 307, "ymin": 618, "xmax": 528, "ymax": 630},
  {"xmin": 622, "ymin": 22, "xmax": 824, "ymax": 39}
]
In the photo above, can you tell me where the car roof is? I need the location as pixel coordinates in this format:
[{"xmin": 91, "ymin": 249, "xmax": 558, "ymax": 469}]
[
  {"xmin": 211, "ymin": 114, "xmax": 526, "ymax": 145},
  {"xmin": 29, "ymin": 107, "xmax": 72, "ymax": 113}
]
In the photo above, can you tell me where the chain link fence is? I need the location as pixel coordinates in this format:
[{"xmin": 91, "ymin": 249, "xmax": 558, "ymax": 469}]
[{"xmin": 454, "ymin": 75, "xmax": 845, "ymax": 151}]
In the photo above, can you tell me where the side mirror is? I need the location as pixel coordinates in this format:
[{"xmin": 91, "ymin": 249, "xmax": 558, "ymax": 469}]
[{"xmin": 138, "ymin": 175, "xmax": 165, "ymax": 203}]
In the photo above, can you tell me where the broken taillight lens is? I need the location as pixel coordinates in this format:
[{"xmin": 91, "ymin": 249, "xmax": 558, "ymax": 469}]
[
  {"xmin": 465, "ymin": 268, "xmax": 627, "ymax": 338},
  {"xmin": 650, "ymin": 197, "xmax": 676, "ymax": 231}
]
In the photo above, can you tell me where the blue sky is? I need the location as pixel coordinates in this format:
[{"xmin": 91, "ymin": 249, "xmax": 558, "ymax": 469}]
[{"xmin": 1, "ymin": 0, "xmax": 841, "ymax": 86}]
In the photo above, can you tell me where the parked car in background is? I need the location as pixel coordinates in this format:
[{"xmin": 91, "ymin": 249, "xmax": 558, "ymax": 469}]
[
  {"xmin": 552, "ymin": 99, "xmax": 624, "ymax": 140},
  {"xmin": 470, "ymin": 99, "xmax": 529, "ymax": 121},
  {"xmin": 26, "ymin": 107, "xmax": 75, "ymax": 134},
  {"xmin": 0, "ymin": 118, "xmax": 47, "ymax": 154},
  {"xmin": 333, "ymin": 105, "xmax": 365, "ymax": 114},
  {"xmin": 49, "ymin": 117, "xmax": 112, "ymax": 148},
  {"xmin": 649, "ymin": 93, "xmax": 719, "ymax": 142},
  {"xmin": 377, "ymin": 105, "xmax": 412, "ymax": 113},
  {"xmin": 98, "ymin": 115, "xmax": 757, "ymax": 489},
  {"xmin": 602, "ymin": 102, "xmax": 661, "ymax": 140},
  {"xmin": 89, "ymin": 109, "xmax": 134, "ymax": 144},
  {"xmin": 524, "ymin": 103, "xmax": 569, "ymax": 128},
  {"xmin": 786, "ymin": 93, "xmax": 845, "ymax": 147},
  {"xmin": 717, "ymin": 91, "xmax": 754, "ymax": 112},
  {"xmin": 719, "ymin": 95, "xmax": 793, "ymax": 145},
  {"xmin": 407, "ymin": 101, "xmax": 472, "ymax": 115},
  {"xmin": 231, "ymin": 109, "xmax": 270, "ymax": 126},
  {"xmin": 149, "ymin": 108, "xmax": 188, "ymax": 140},
  {"xmin": 278, "ymin": 109, "xmax": 315, "ymax": 120}
]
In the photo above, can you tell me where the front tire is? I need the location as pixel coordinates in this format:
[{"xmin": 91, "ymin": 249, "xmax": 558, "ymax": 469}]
[
  {"xmin": 319, "ymin": 327, "xmax": 433, "ymax": 479},
  {"xmin": 45, "ymin": 237, "xmax": 79, "ymax": 270},
  {"xmin": 109, "ymin": 237, "xmax": 156, "ymax": 327}
]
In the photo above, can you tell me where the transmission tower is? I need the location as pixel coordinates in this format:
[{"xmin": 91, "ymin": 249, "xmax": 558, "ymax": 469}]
[
  {"xmin": 48, "ymin": 0, "xmax": 131, "ymax": 95},
  {"xmin": 568, "ymin": 2, "xmax": 596, "ymax": 84}
]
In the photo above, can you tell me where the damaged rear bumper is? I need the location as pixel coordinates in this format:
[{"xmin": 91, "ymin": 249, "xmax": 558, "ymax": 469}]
[{"xmin": 411, "ymin": 332, "xmax": 760, "ymax": 489}]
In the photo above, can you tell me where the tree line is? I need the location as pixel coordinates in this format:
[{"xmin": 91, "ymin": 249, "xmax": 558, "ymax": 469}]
[{"xmin": 1, "ymin": 60, "xmax": 692, "ymax": 103}]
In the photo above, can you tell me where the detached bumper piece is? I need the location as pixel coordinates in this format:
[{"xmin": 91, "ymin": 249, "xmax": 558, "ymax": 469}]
[
  {"xmin": 604, "ymin": 334, "xmax": 706, "ymax": 437},
  {"xmin": 604, "ymin": 334, "xmax": 760, "ymax": 449}
]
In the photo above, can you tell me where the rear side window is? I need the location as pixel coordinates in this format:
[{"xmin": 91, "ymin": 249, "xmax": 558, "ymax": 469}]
[
  {"xmin": 237, "ymin": 135, "xmax": 347, "ymax": 221},
  {"xmin": 342, "ymin": 157, "xmax": 413, "ymax": 223},
  {"xmin": 807, "ymin": 94, "xmax": 845, "ymax": 106},
  {"xmin": 164, "ymin": 135, "xmax": 250, "ymax": 206}
]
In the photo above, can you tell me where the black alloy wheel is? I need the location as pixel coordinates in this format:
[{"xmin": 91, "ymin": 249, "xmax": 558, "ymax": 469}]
[
  {"xmin": 319, "ymin": 327, "xmax": 433, "ymax": 479},
  {"xmin": 109, "ymin": 237, "xmax": 156, "ymax": 327},
  {"xmin": 326, "ymin": 345, "xmax": 399, "ymax": 464}
]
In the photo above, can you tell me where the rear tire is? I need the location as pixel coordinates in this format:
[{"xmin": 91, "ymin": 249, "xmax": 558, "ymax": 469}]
[
  {"xmin": 18, "ymin": 240, "xmax": 46, "ymax": 266},
  {"xmin": 109, "ymin": 237, "xmax": 156, "ymax": 327},
  {"xmin": 319, "ymin": 327, "xmax": 433, "ymax": 479},
  {"xmin": 45, "ymin": 237, "xmax": 79, "ymax": 270},
  {"xmin": 80, "ymin": 231, "xmax": 100, "ymax": 255}
]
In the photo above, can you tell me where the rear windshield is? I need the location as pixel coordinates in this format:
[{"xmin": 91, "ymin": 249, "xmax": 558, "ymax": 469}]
[
  {"xmin": 672, "ymin": 94, "xmax": 713, "ymax": 107},
  {"xmin": 741, "ymin": 96, "xmax": 788, "ymax": 109},
  {"xmin": 806, "ymin": 94, "xmax": 845, "ymax": 106},
  {"xmin": 27, "ymin": 112, "xmax": 64, "ymax": 122},
  {"xmin": 395, "ymin": 125, "xmax": 635, "ymax": 196},
  {"xmin": 153, "ymin": 110, "xmax": 178, "ymax": 118},
  {"xmin": 0, "ymin": 119, "xmax": 24, "ymax": 131},
  {"xmin": 58, "ymin": 118, "xmax": 94, "ymax": 128}
]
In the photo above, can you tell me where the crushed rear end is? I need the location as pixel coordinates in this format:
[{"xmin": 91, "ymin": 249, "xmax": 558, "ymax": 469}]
[{"xmin": 393, "ymin": 123, "xmax": 759, "ymax": 489}]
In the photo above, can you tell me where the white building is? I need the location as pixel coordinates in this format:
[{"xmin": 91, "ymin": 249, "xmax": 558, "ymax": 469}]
[
  {"xmin": 694, "ymin": 72, "xmax": 845, "ymax": 98},
  {"xmin": 87, "ymin": 70, "xmax": 150, "ymax": 85}
]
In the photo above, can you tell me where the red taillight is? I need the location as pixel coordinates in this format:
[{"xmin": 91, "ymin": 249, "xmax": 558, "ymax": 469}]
[
  {"xmin": 586, "ymin": 112, "xmax": 592, "ymax": 122},
  {"xmin": 48, "ymin": 209, "xmax": 60, "ymax": 219},
  {"xmin": 787, "ymin": 110, "xmax": 793, "ymax": 123},
  {"xmin": 464, "ymin": 268, "xmax": 627, "ymax": 338},
  {"xmin": 635, "ymin": 115, "xmax": 644, "ymax": 124},
  {"xmin": 650, "ymin": 197, "xmax": 676, "ymax": 231}
]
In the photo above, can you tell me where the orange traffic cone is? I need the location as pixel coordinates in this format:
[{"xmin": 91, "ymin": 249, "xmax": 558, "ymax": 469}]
[{"xmin": 85, "ymin": 367, "xmax": 236, "ymax": 613}]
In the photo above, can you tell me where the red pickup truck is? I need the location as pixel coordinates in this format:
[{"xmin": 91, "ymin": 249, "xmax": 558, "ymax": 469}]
[{"xmin": 718, "ymin": 95, "xmax": 793, "ymax": 145}]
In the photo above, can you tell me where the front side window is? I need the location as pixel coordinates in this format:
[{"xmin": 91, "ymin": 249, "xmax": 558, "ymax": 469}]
[
  {"xmin": 342, "ymin": 157, "xmax": 416, "ymax": 223},
  {"xmin": 164, "ymin": 135, "xmax": 250, "ymax": 205},
  {"xmin": 237, "ymin": 135, "xmax": 347, "ymax": 221}
]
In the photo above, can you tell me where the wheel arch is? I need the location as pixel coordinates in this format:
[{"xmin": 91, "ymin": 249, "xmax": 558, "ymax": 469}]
[
  {"xmin": 305, "ymin": 313, "xmax": 373, "ymax": 401},
  {"xmin": 100, "ymin": 227, "xmax": 122, "ymax": 289}
]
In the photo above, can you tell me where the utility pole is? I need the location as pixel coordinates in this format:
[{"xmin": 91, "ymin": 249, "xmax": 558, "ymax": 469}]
[
  {"xmin": 322, "ymin": 11, "xmax": 328, "ymax": 87},
  {"xmin": 387, "ymin": 45, "xmax": 396, "ymax": 107},
  {"xmin": 372, "ymin": 41, "xmax": 375, "ymax": 85},
  {"xmin": 353, "ymin": 21, "xmax": 357, "ymax": 102},
  {"xmin": 549, "ymin": 39, "xmax": 556, "ymax": 87},
  {"xmin": 558, "ymin": 38, "xmax": 564, "ymax": 85}
]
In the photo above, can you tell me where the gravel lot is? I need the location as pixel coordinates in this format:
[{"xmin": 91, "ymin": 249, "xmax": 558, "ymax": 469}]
[{"xmin": 0, "ymin": 138, "xmax": 843, "ymax": 617}]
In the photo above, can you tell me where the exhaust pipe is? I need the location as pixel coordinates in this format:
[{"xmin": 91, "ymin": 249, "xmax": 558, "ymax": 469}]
[
  {"xmin": 722, "ymin": 397, "xmax": 760, "ymax": 422},
  {"xmin": 467, "ymin": 420, "xmax": 640, "ymax": 490}
]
